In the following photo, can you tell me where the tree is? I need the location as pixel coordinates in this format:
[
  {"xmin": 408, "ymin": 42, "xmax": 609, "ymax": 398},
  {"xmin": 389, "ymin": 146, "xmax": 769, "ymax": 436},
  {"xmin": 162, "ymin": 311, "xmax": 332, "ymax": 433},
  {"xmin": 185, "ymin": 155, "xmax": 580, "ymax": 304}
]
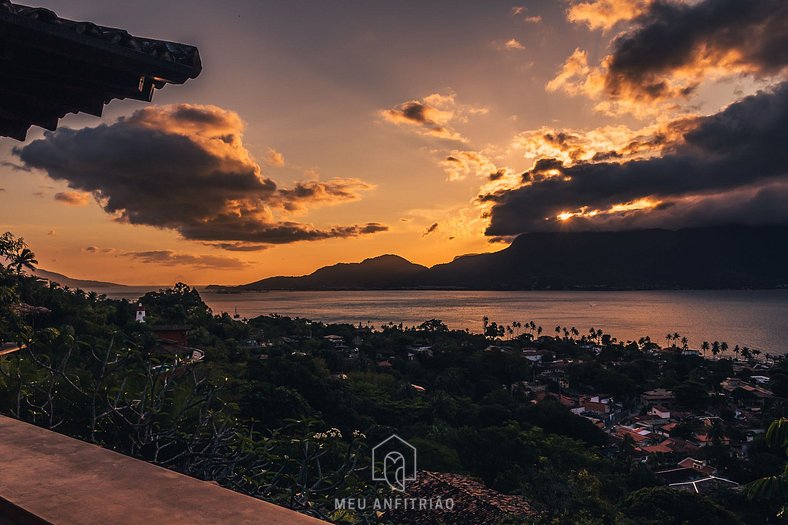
[
  {"xmin": 621, "ymin": 486, "xmax": 740, "ymax": 525},
  {"xmin": 747, "ymin": 418, "xmax": 788, "ymax": 519},
  {"xmin": 0, "ymin": 232, "xmax": 37, "ymax": 273},
  {"xmin": 742, "ymin": 346, "xmax": 752, "ymax": 360},
  {"xmin": 11, "ymin": 247, "xmax": 38, "ymax": 273},
  {"xmin": 418, "ymin": 319, "xmax": 448, "ymax": 333}
]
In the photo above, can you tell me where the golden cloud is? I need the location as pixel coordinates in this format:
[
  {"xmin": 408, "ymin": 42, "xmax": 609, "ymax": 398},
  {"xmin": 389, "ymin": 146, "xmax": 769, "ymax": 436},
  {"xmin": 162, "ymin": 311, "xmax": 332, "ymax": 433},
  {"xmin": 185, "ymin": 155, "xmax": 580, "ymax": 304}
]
[
  {"xmin": 53, "ymin": 190, "xmax": 90, "ymax": 206},
  {"xmin": 380, "ymin": 92, "xmax": 487, "ymax": 142}
]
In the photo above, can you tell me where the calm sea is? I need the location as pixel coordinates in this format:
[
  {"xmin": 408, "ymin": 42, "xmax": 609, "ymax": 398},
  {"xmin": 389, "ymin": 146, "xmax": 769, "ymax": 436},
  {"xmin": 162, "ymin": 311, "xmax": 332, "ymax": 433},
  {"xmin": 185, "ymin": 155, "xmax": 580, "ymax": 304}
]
[{"xmin": 96, "ymin": 288, "xmax": 788, "ymax": 355}]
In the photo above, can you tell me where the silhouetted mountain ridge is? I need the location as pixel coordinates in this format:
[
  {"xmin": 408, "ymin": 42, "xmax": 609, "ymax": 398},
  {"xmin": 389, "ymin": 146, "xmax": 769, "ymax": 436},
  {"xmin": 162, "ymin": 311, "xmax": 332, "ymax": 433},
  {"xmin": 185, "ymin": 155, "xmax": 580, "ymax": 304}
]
[
  {"xmin": 210, "ymin": 226, "xmax": 788, "ymax": 290},
  {"xmin": 32, "ymin": 269, "xmax": 126, "ymax": 289},
  {"xmin": 232, "ymin": 254, "xmax": 429, "ymax": 290}
]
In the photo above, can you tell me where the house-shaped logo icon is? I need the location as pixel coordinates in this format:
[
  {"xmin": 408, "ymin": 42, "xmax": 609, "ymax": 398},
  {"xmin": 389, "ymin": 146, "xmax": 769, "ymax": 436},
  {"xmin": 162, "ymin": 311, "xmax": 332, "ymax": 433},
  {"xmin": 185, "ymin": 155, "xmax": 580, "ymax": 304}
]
[{"xmin": 371, "ymin": 434, "xmax": 417, "ymax": 492}]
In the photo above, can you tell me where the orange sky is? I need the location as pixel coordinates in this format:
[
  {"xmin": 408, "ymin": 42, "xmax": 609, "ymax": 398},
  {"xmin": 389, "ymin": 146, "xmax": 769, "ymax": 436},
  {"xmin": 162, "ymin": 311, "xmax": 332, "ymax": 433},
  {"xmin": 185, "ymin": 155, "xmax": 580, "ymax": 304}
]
[{"xmin": 1, "ymin": 0, "xmax": 782, "ymax": 285}]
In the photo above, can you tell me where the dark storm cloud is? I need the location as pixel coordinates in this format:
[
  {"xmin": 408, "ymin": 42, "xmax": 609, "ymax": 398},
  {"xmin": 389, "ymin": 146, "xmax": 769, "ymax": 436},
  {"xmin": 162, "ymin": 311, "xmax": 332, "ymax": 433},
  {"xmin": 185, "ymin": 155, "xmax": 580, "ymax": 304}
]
[
  {"xmin": 178, "ymin": 219, "xmax": 388, "ymax": 244},
  {"xmin": 484, "ymin": 82, "xmax": 788, "ymax": 235},
  {"xmin": 15, "ymin": 105, "xmax": 386, "ymax": 247},
  {"xmin": 606, "ymin": 0, "xmax": 788, "ymax": 100}
]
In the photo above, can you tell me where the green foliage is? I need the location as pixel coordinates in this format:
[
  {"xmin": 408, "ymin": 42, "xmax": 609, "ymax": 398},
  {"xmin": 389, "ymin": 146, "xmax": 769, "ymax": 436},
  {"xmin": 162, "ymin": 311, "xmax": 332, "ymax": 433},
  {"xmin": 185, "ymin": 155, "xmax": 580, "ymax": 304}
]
[
  {"xmin": 620, "ymin": 487, "xmax": 741, "ymax": 525},
  {"xmin": 747, "ymin": 418, "xmax": 788, "ymax": 519},
  {"xmin": 2, "ymin": 233, "xmax": 785, "ymax": 524}
]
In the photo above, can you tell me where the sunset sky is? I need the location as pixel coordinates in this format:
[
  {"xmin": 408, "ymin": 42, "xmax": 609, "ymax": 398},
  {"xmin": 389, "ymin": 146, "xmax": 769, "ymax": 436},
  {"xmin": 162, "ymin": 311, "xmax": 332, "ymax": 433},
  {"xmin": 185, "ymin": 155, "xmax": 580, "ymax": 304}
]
[{"xmin": 1, "ymin": 0, "xmax": 786, "ymax": 285}]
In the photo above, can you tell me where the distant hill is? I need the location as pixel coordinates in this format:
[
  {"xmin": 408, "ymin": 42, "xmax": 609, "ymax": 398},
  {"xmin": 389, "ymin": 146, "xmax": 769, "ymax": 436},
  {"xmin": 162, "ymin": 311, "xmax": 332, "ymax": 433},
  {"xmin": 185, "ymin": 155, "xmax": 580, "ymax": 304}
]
[
  {"xmin": 210, "ymin": 225, "xmax": 788, "ymax": 291},
  {"xmin": 32, "ymin": 269, "xmax": 126, "ymax": 289},
  {"xmin": 225, "ymin": 255, "xmax": 430, "ymax": 291}
]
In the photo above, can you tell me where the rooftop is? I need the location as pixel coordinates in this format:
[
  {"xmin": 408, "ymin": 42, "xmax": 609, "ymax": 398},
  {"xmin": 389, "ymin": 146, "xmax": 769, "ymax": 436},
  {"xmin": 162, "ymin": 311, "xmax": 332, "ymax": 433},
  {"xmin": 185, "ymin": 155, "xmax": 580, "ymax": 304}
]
[
  {"xmin": 0, "ymin": 415, "xmax": 327, "ymax": 525},
  {"xmin": 389, "ymin": 470, "xmax": 535, "ymax": 524},
  {"xmin": 0, "ymin": 0, "xmax": 201, "ymax": 140}
]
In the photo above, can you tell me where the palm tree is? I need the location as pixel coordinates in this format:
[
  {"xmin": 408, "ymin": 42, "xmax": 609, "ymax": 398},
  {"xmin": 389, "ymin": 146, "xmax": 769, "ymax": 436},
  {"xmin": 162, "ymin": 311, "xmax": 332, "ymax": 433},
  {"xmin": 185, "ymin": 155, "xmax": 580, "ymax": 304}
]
[
  {"xmin": 746, "ymin": 418, "xmax": 788, "ymax": 519},
  {"xmin": 720, "ymin": 341, "xmax": 728, "ymax": 356},
  {"xmin": 681, "ymin": 336, "xmax": 688, "ymax": 350},
  {"xmin": 665, "ymin": 333, "xmax": 672, "ymax": 347},
  {"xmin": 11, "ymin": 247, "xmax": 37, "ymax": 272},
  {"xmin": 741, "ymin": 346, "xmax": 752, "ymax": 360},
  {"xmin": 701, "ymin": 341, "xmax": 710, "ymax": 357},
  {"xmin": 733, "ymin": 344, "xmax": 740, "ymax": 360},
  {"xmin": 711, "ymin": 341, "xmax": 720, "ymax": 358}
]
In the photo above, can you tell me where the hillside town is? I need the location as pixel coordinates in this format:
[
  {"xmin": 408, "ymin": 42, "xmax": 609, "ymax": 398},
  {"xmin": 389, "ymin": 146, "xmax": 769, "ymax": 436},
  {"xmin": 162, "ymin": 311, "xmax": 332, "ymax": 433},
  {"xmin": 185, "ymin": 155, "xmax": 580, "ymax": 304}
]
[
  {"xmin": 2, "ymin": 253, "xmax": 786, "ymax": 523},
  {"xmin": 231, "ymin": 312, "xmax": 787, "ymax": 512}
]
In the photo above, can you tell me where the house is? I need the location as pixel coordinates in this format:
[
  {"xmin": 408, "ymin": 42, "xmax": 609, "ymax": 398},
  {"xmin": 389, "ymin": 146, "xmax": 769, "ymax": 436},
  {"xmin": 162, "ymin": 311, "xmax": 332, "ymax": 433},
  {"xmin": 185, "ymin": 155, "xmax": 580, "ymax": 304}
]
[
  {"xmin": 151, "ymin": 325, "xmax": 191, "ymax": 346},
  {"xmin": 614, "ymin": 426, "xmax": 657, "ymax": 445},
  {"xmin": 721, "ymin": 378, "xmax": 774, "ymax": 407},
  {"xmin": 484, "ymin": 345, "xmax": 513, "ymax": 354},
  {"xmin": 640, "ymin": 388, "xmax": 675, "ymax": 406},
  {"xmin": 408, "ymin": 345, "xmax": 434, "ymax": 358},
  {"xmin": 522, "ymin": 348, "xmax": 543, "ymax": 362},
  {"xmin": 649, "ymin": 405, "xmax": 671, "ymax": 419},
  {"xmin": 678, "ymin": 457, "xmax": 717, "ymax": 476},
  {"xmin": 692, "ymin": 433, "xmax": 731, "ymax": 447},
  {"xmin": 323, "ymin": 335, "xmax": 349, "ymax": 350},
  {"xmin": 669, "ymin": 476, "xmax": 739, "ymax": 494},
  {"xmin": 641, "ymin": 438, "xmax": 700, "ymax": 456},
  {"xmin": 583, "ymin": 396, "xmax": 613, "ymax": 415}
]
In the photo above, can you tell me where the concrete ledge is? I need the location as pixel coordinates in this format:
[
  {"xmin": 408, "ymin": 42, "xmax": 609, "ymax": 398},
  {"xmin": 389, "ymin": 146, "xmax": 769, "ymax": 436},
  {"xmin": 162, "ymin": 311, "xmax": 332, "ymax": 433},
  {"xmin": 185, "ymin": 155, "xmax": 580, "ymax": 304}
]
[{"xmin": 0, "ymin": 415, "xmax": 327, "ymax": 525}]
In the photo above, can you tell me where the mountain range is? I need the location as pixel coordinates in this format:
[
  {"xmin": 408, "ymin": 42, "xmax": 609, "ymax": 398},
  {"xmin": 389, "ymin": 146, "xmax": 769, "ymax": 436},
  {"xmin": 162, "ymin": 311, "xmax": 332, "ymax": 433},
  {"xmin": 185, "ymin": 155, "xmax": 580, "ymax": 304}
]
[
  {"xmin": 32, "ymin": 269, "xmax": 125, "ymax": 289},
  {"xmin": 209, "ymin": 225, "xmax": 788, "ymax": 291}
]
